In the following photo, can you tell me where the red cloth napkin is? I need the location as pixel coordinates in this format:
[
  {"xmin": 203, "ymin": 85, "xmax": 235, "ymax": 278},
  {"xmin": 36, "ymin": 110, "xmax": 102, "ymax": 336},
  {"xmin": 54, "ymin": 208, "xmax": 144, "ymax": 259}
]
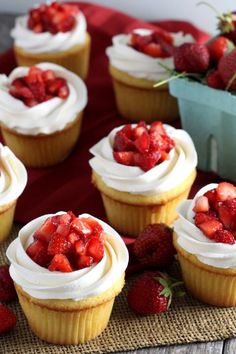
[{"xmin": 0, "ymin": 2, "xmax": 215, "ymax": 226}]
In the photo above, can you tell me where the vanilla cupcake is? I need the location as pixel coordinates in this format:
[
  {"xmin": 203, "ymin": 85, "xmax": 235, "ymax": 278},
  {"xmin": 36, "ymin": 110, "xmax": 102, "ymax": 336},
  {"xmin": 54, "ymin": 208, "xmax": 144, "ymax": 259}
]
[
  {"xmin": 106, "ymin": 28, "xmax": 193, "ymax": 122},
  {"xmin": 89, "ymin": 121, "xmax": 197, "ymax": 236},
  {"xmin": 11, "ymin": 2, "xmax": 91, "ymax": 80},
  {"xmin": 0, "ymin": 62, "xmax": 87, "ymax": 167},
  {"xmin": 174, "ymin": 182, "xmax": 236, "ymax": 307},
  {"xmin": 6, "ymin": 211, "xmax": 128, "ymax": 344},
  {"xmin": 0, "ymin": 143, "xmax": 27, "ymax": 242}
]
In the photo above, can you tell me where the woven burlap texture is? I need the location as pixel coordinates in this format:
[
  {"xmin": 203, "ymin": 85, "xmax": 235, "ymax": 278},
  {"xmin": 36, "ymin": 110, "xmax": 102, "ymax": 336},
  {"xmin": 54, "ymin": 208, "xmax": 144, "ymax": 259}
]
[{"xmin": 1, "ymin": 225, "xmax": 236, "ymax": 354}]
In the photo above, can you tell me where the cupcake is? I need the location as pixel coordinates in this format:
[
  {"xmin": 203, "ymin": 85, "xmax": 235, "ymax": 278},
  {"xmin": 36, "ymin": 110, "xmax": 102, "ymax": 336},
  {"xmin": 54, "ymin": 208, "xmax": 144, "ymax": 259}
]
[
  {"xmin": 89, "ymin": 121, "xmax": 197, "ymax": 236},
  {"xmin": 6, "ymin": 211, "xmax": 128, "ymax": 344},
  {"xmin": 106, "ymin": 28, "xmax": 193, "ymax": 122},
  {"xmin": 0, "ymin": 62, "xmax": 87, "ymax": 167},
  {"xmin": 11, "ymin": 2, "xmax": 91, "ymax": 80},
  {"xmin": 0, "ymin": 143, "xmax": 27, "ymax": 242},
  {"xmin": 174, "ymin": 181, "xmax": 236, "ymax": 307}
]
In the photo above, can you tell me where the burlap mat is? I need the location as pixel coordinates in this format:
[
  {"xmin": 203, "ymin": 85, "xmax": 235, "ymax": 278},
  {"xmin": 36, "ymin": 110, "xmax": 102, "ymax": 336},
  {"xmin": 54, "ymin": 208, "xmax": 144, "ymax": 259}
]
[{"xmin": 1, "ymin": 225, "xmax": 236, "ymax": 354}]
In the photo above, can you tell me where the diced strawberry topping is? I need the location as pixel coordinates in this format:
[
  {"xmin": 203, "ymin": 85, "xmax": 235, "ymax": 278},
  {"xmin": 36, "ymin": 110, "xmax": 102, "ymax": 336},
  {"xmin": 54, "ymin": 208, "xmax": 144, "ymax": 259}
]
[
  {"xmin": 216, "ymin": 182, "xmax": 236, "ymax": 201},
  {"xmin": 26, "ymin": 240, "xmax": 52, "ymax": 267},
  {"xmin": 77, "ymin": 255, "xmax": 93, "ymax": 270},
  {"xmin": 113, "ymin": 121, "xmax": 175, "ymax": 172},
  {"xmin": 113, "ymin": 151, "xmax": 136, "ymax": 166},
  {"xmin": 198, "ymin": 219, "xmax": 223, "ymax": 238},
  {"xmin": 193, "ymin": 182, "xmax": 236, "ymax": 244},
  {"xmin": 130, "ymin": 29, "xmax": 174, "ymax": 58},
  {"xmin": 26, "ymin": 212, "xmax": 105, "ymax": 272},
  {"xmin": 48, "ymin": 254, "xmax": 73, "ymax": 272},
  {"xmin": 9, "ymin": 66, "xmax": 70, "ymax": 107},
  {"xmin": 34, "ymin": 218, "xmax": 57, "ymax": 243},
  {"xmin": 213, "ymin": 230, "xmax": 235, "ymax": 244},
  {"xmin": 86, "ymin": 238, "xmax": 104, "ymax": 262},
  {"xmin": 47, "ymin": 233, "xmax": 72, "ymax": 255},
  {"xmin": 27, "ymin": 2, "xmax": 79, "ymax": 34},
  {"xmin": 193, "ymin": 196, "xmax": 209, "ymax": 213}
]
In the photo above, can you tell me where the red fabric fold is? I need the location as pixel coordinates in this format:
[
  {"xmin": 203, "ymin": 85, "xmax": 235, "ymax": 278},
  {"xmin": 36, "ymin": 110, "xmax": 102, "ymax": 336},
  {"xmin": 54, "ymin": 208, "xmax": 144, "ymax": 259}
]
[{"xmin": 0, "ymin": 2, "xmax": 216, "ymax": 226}]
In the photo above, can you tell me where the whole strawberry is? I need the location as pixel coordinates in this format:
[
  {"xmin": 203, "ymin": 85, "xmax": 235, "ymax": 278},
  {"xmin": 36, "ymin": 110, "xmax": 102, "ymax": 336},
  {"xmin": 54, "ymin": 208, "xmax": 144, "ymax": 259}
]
[
  {"xmin": 0, "ymin": 304, "xmax": 17, "ymax": 334},
  {"xmin": 207, "ymin": 36, "xmax": 234, "ymax": 63},
  {"xmin": 133, "ymin": 223, "xmax": 176, "ymax": 268},
  {"xmin": 218, "ymin": 47, "xmax": 236, "ymax": 90},
  {"xmin": 174, "ymin": 43, "xmax": 210, "ymax": 73},
  {"xmin": 0, "ymin": 265, "xmax": 17, "ymax": 302},
  {"xmin": 206, "ymin": 70, "xmax": 225, "ymax": 90},
  {"xmin": 127, "ymin": 271, "xmax": 182, "ymax": 315}
]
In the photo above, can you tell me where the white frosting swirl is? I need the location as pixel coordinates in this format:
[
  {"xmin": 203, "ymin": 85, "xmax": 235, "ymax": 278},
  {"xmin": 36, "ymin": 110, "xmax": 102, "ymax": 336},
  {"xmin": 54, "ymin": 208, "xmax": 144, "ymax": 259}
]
[
  {"xmin": 11, "ymin": 12, "xmax": 87, "ymax": 54},
  {"xmin": 106, "ymin": 29, "xmax": 194, "ymax": 81},
  {"xmin": 6, "ymin": 212, "xmax": 129, "ymax": 300},
  {"xmin": 89, "ymin": 124, "xmax": 197, "ymax": 195},
  {"xmin": 0, "ymin": 63, "xmax": 88, "ymax": 135},
  {"xmin": 0, "ymin": 143, "xmax": 27, "ymax": 206},
  {"xmin": 174, "ymin": 183, "xmax": 236, "ymax": 269}
]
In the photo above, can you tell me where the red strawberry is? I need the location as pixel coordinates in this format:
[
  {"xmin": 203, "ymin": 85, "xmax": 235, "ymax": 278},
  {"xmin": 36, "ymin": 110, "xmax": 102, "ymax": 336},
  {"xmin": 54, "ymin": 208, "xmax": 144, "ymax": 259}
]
[
  {"xmin": 218, "ymin": 198, "xmax": 236, "ymax": 230},
  {"xmin": 218, "ymin": 48, "xmax": 236, "ymax": 90},
  {"xmin": 142, "ymin": 42, "xmax": 162, "ymax": 58},
  {"xmin": 213, "ymin": 229, "xmax": 235, "ymax": 244},
  {"xmin": 198, "ymin": 219, "xmax": 223, "ymax": 239},
  {"xmin": 207, "ymin": 36, "xmax": 234, "ymax": 63},
  {"xmin": 9, "ymin": 66, "xmax": 69, "ymax": 106},
  {"xmin": 27, "ymin": 2, "xmax": 79, "ymax": 34},
  {"xmin": 134, "ymin": 132, "xmax": 150, "ymax": 153},
  {"xmin": 194, "ymin": 211, "xmax": 217, "ymax": 227},
  {"xmin": 47, "ymin": 233, "xmax": 72, "ymax": 255},
  {"xmin": 204, "ymin": 189, "xmax": 217, "ymax": 206},
  {"xmin": 149, "ymin": 121, "xmax": 166, "ymax": 135},
  {"xmin": 206, "ymin": 70, "xmax": 225, "ymax": 90},
  {"xmin": 193, "ymin": 196, "xmax": 209, "ymax": 213},
  {"xmin": 0, "ymin": 265, "xmax": 17, "ymax": 302},
  {"xmin": 33, "ymin": 218, "xmax": 57, "ymax": 243},
  {"xmin": 132, "ymin": 121, "xmax": 148, "ymax": 139},
  {"xmin": 26, "ymin": 212, "xmax": 105, "ymax": 272},
  {"xmin": 113, "ymin": 131, "xmax": 134, "ymax": 152},
  {"xmin": 133, "ymin": 224, "xmax": 176, "ymax": 267},
  {"xmin": 0, "ymin": 304, "xmax": 17, "ymax": 334},
  {"xmin": 74, "ymin": 239, "xmax": 85, "ymax": 255},
  {"xmin": 86, "ymin": 238, "xmax": 104, "ymax": 262},
  {"xmin": 216, "ymin": 182, "xmax": 236, "ymax": 201},
  {"xmin": 81, "ymin": 217, "xmax": 104, "ymax": 238},
  {"xmin": 48, "ymin": 254, "xmax": 73, "ymax": 272},
  {"xmin": 71, "ymin": 218, "xmax": 92, "ymax": 235},
  {"xmin": 77, "ymin": 255, "xmax": 93, "ymax": 269},
  {"xmin": 113, "ymin": 151, "xmax": 135, "ymax": 166},
  {"xmin": 174, "ymin": 43, "xmax": 210, "ymax": 73},
  {"xmin": 26, "ymin": 240, "xmax": 52, "ymax": 267},
  {"xmin": 127, "ymin": 271, "xmax": 182, "ymax": 315},
  {"xmin": 42, "ymin": 69, "xmax": 56, "ymax": 81},
  {"xmin": 134, "ymin": 151, "xmax": 161, "ymax": 171}
]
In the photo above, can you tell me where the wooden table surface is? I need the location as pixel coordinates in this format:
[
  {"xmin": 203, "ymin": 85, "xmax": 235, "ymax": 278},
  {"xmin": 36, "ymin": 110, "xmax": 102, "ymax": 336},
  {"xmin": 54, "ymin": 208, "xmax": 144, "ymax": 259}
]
[{"xmin": 0, "ymin": 12, "xmax": 236, "ymax": 354}]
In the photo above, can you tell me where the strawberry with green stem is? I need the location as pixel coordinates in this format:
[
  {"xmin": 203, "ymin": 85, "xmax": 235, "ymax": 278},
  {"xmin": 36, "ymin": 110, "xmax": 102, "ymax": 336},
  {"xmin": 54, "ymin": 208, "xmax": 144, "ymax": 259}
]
[{"xmin": 127, "ymin": 271, "xmax": 184, "ymax": 315}]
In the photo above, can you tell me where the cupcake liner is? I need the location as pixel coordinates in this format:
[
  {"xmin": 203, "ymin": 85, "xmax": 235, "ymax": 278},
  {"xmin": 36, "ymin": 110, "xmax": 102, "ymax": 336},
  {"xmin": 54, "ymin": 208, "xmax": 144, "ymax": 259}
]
[
  {"xmin": 174, "ymin": 234, "xmax": 236, "ymax": 307},
  {"xmin": 109, "ymin": 65, "xmax": 179, "ymax": 123},
  {"xmin": 15, "ymin": 274, "xmax": 125, "ymax": 344},
  {"xmin": 1, "ymin": 112, "xmax": 83, "ymax": 168},
  {"xmin": 93, "ymin": 170, "xmax": 196, "ymax": 237},
  {"xmin": 14, "ymin": 33, "xmax": 91, "ymax": 80},
  {"xmin": 0, "ymin": 201, "xmax": 16, "ymax": 242}
]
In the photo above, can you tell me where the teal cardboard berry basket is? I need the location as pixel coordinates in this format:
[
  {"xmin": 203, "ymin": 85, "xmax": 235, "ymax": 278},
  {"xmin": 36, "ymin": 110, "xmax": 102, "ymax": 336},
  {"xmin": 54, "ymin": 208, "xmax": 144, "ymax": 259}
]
[{"xmin": 169, "ymin": 77, "xmax": 236, "ymax": 182}]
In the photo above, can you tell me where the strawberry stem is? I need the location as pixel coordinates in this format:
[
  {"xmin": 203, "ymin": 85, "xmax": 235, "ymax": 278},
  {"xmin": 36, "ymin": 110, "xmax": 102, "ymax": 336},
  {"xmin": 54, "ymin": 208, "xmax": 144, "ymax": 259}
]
[
  {"xmin": 153, "ymin": 71, "xmax": 186, "ymax": 88},
  {"xmin": 196, "ymin": 1, "xmax": 219, "ymax": 16}
]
